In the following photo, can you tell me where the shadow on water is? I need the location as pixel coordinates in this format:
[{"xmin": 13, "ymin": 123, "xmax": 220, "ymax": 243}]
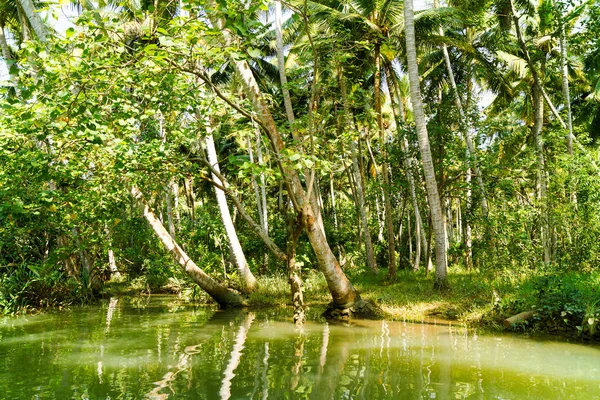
[{"xmin": 1, "ymin": 296, "xmax": 600, "ymax": 399}]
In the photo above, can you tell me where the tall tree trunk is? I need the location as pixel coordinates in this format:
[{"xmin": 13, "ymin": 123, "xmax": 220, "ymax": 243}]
[
  {"xmin": 559, "ymin": 20, "xmax": 573, "ymax": 156},
  {"xmin": 465, "ymin": 166, "xmax": 473, "ymax": 269},
  {"xmin": 212, "ymin": 12, "xmax": 360, "ymax": 309},
  {"xmin": 532, "ymin": 84, "xmax": 551, "ymax": 264},
  {"xmin": 405, "ymin": 0, "xmax": 448, "ymax": 289},
  {"xmin": 387, "ymin": 63, "xmax": 432, "ymax": 272},
  {"xmin": 374, "ymin": 42, "xmax": 396, "ymax": 278},
  {"xmin": 205, "ymin": 128, "xmax": 257, "ymax": 293},
  {"xmin": 165, "ymin": 181, "xmax": 176, "ymax": 239},
  {"xmin": 18, "ymin": 0, "xmax": 48, "ymax": 42},
  {"xmin": 434, "ymin": 0, "xmax": 488, "ymax": 216},
  {"xmin": 247, "ymin": 133, "xmax": 265, "ymax": 238},
  {"xmin": 339, "ymin": 71, "xmax": 377, "ymax": 273},
  {"xmin": 329, "ymin": 172, "xmax": 338, "ymax": 230},
  {"xmin": 275, "ymin": 0, "xmax": 295, "ymax": 128},
  {"xmin": 131, "ymin": 187, "xmax": 243, "ymax": 307}
]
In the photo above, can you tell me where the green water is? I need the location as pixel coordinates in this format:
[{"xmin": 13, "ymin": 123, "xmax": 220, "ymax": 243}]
[{"xmin": 1, "ymin": 296, "xmax": 599, "ymax": 399}]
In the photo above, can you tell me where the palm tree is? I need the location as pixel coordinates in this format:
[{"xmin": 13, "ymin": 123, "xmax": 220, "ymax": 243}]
[{"xmin": 404, "ymin": 0, "xmax": 448, "ymax": 289}]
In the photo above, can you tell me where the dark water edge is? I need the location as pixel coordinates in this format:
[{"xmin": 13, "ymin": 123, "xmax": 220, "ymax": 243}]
[{"xmin": 1, "ymin": 295, "xmax": 599, "ymax": 399}]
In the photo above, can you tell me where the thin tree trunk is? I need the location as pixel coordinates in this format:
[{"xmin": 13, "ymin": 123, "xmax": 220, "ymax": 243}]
[
  {"xmin": 131, "ymin": 187, "xmax": 243, "ymax": 307},
  {"xmin": 532, "ymin": 84, "xmax": 551, "ymax": 264},
  {"xmin": 387, "ymin": 63, "xmax": 432, "ymax": 272},
  {"xmin": 184, "ymin": 175, "xmax": 195, "ymax": 223},
  {"xmin": 165, "ymin": 181, "xmax": 176, "ymax": 239},
  {"xmin": 247, "ymin": 134, "xmax": 264, "ymax": 235},
  {"xmin": 374, "ymin": 42, "xmax": 396, "ymax": 278},
  {"xmin": 559, "ymin": 21, "xmax": 573, "ymax": 155},
  {"xmin": 212, "ymin": 14, "xmax": 360, "ymax": 309},
  {"xmin": 275, "ymin": 0, "xmax": 295, "ymax": 127},
  {"xmin": 344, "ymin": 158, "xmax": 363, "ymax": 251},
  {"xmin": 435, "ymin": 0, "xmax": 488, "ymax": 216},
  {"xmin": 204, "ymin": 128, "xmax": 257, "ymax": 293},
  {"xmin": 339, "ymin": 70, "xmax": 377, "ymax": 273},
  {"xmin": 405, "ymin": 0, "xmax": 448, "ymax": 288},
  {"xmin": 465, "ymin": 166, "xmax": 473, "ymax": 269},
  {"xmin": 329, "ymin": 172, "xmax": 338, "ymax": 230}
]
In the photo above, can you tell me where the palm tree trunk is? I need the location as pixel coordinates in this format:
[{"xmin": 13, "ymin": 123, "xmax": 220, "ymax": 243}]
[
  {"xmin": 275, "ymin": 0, "xmax": 295, "ymax": 127},
  {"xmin": 247, "ymin": 133, "xmax": 265, "ymax": 235},
  {"xmin": 339, "ymin": 70, "xmax": 377, "ymax": 273},
  {"xmin": 387, "ymin": 63, "xmax": 432, "ymax": 272},
  {"xmin": 131, "ymin": 187, "xmax": 243, "ymax": 307},
  {"xmin": 532, "ymin": 84, "xmax": 551, "ymax": 264},
  {"xmin": 405, "ymin": 0, "xmax": 448, "ymax": 289},
  {"xmin": 465, "ymin": 165, "xmax": 473, "ymax": 269},
  {"xmin": 434, "ymin": 0, "xmax": 488, "ymax": 216},
  {"xmin": 205, "ymin": 128, "xmax": 257, "ymax": 293},
  {"xmin": 374, "ymin": 42, "xmax": 396, "ymax": 278},
  {"xmin": 559, "ymin": 21, "xmax": 573, "ymax": 155},
  {"xmin": 18, "ymin": 0, "xmax": 48, "ymax": 42}
]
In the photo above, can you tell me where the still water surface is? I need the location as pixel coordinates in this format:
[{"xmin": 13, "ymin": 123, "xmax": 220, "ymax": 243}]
[{"xmin": 1, "ymin": 296, "xmax": 599, "ymax": 399}]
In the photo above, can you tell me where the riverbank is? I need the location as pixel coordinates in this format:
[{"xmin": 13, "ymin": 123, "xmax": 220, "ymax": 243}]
[{"xmin": 101, "ymin": 267, "xmax": 600, "ymax": 340}]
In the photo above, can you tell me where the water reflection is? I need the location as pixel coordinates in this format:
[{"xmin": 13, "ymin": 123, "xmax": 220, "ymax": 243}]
[{"xmin": 0, "ymin": 296, "xmax": 599, "ymax": 399}]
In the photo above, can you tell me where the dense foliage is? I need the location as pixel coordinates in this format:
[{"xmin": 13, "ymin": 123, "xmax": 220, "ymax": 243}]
[{"xmin": 0, "ymin": 0, "xmax": 598, "ymax": 335}]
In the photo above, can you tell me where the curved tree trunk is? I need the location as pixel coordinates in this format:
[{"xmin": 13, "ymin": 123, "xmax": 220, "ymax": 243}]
[
  {"xmin": 404, "ymin": 0, "xmax": 448, "ymax": 289},
  {"xmin": 131, "ymin": 187, "xmax": 243, "ymax": 307},
  {"xmin": 205, "ymin": 127, "xmax": 257, "ymax": 293}
]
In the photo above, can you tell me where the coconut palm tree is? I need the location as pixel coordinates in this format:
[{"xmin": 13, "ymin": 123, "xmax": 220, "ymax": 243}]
[{"xmin": 404, "ymin": 0, "xmax": 448, "ymax": 289}]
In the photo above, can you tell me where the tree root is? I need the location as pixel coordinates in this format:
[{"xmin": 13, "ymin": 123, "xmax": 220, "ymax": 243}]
[{"xmin": 323, "ymin": 298, "xmax": 385, "ymax": 321}]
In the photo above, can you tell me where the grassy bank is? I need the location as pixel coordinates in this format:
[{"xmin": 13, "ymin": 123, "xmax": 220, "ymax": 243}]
[
  {"xmin": 7, "ymin": 265, "xmax": 598, "ymax": 341},
  {"xmin": 229, "ymin": 267, "xmax": 600, "ymax": 340}
]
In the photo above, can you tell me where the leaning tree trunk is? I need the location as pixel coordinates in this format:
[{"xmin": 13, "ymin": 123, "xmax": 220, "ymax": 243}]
[
  {"xmin": 18, "ymin": 0, "xmax": 48, "ymax": 42},
  {"xmin": 434, "ymin": 0, "xmax": 488, "ymax": 216},
  {"xmin": 205, "ymin": 127, "xmax": 257, "ymax": 293},
  {"xmin": 131, "ymin": 187, "xmax": 243, "ymax": 307},
  {"xmin": 212, "ymin": 14, "xmax": 360, "ymax": 309},
  {"xmin": 404, "ymin": 0, "xmax": 448, "ymax": 289}
]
